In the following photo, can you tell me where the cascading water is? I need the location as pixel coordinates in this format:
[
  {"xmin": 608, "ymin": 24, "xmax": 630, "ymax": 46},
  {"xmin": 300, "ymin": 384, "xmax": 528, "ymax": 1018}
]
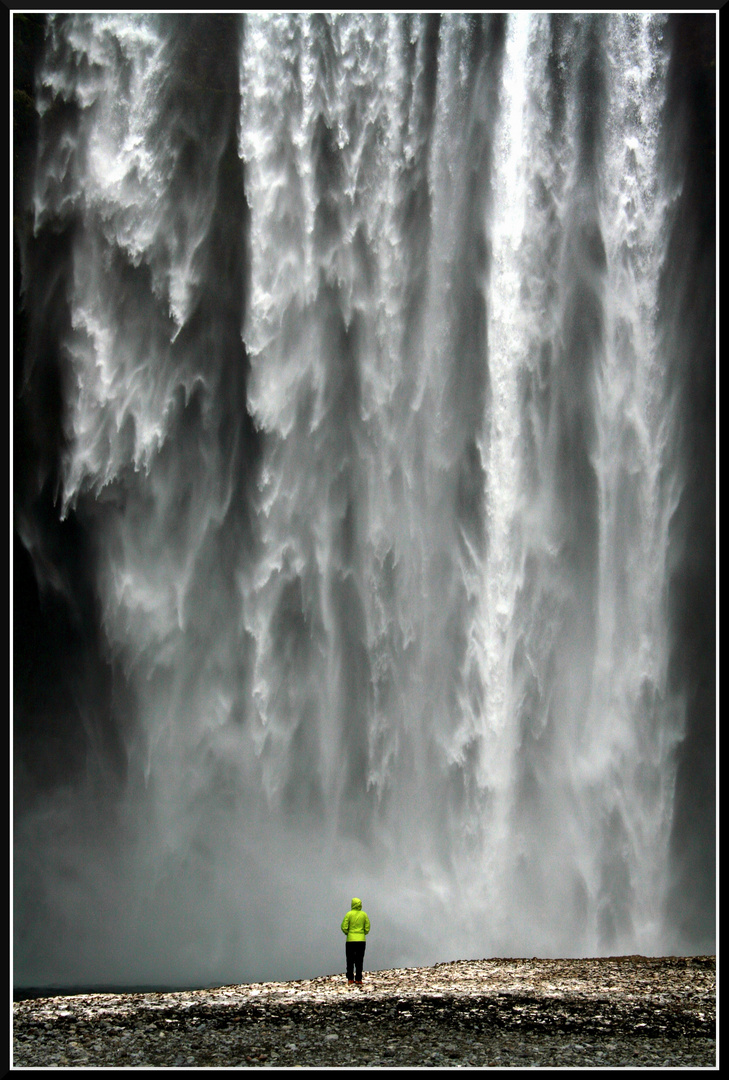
[{"xmin": 13, "ymin": 12, "xmax": 715, "ymax": 989}]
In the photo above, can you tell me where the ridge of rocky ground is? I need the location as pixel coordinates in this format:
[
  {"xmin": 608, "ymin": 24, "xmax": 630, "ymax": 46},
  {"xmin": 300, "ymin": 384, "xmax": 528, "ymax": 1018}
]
[{"xmin": 12, "ymin": 954, "xmax": 717, "ymax": 1069}]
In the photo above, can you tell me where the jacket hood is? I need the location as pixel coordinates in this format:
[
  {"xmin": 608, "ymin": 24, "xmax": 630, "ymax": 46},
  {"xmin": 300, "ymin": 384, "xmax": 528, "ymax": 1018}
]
[{"xmin": 351, "ymin": 897, "xmax": 362, "ymax": 910}]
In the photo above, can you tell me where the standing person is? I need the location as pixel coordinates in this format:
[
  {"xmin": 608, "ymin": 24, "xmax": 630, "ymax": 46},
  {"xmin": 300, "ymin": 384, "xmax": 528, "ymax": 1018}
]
[{"xmin": 341, "ymin": 897, "xmax": 370, "ymax": 985}]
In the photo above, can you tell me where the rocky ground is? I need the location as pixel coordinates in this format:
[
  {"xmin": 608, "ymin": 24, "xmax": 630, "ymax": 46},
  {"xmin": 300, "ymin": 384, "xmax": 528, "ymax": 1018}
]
[{"xmin": 13, "ymin": 955, "xmax": 716, "ymax": 1070}]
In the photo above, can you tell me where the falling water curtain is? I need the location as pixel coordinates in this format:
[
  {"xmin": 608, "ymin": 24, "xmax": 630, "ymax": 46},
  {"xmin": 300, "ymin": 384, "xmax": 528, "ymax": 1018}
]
[{"xmin": 13, "ymin": 12, "xmax": 715, "ymax": 989}]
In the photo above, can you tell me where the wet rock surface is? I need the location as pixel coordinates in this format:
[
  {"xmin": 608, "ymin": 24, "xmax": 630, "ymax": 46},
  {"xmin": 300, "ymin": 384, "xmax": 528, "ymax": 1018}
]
[{"xmin": 13, "ymin": 955, "xmax": 716, "ymax": 1069}]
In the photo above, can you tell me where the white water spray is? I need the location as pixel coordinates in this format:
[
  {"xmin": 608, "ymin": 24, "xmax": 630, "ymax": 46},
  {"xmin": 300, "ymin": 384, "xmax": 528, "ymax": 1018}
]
[{"xmin": 14, "ymin": 12, "xmax": 708, "ymax": 988}]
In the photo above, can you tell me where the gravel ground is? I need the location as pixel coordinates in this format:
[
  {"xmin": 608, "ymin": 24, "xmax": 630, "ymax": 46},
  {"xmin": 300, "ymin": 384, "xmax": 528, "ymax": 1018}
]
[{"xmin": 13, "ymin": 955, "xmax": 716, "ymax": 1069}]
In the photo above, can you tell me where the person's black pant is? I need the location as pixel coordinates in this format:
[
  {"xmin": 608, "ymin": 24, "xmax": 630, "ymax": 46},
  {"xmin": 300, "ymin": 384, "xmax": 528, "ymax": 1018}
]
[{"xmin": 346, "ymin": 940, "xmax": 366, "ymax": 981}]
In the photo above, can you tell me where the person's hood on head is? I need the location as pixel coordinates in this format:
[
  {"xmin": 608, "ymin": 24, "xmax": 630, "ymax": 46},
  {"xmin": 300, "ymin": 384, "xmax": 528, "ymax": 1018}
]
[{"xmin": 351, "ymin": 897, "xmax": 362, "ymax": 910}]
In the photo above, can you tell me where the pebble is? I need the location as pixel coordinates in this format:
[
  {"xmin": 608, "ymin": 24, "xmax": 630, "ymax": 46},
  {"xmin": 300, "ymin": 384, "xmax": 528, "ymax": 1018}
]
[{"xmin": 13, "ymin": 955, "xmax": 716, "ymax": 1069}]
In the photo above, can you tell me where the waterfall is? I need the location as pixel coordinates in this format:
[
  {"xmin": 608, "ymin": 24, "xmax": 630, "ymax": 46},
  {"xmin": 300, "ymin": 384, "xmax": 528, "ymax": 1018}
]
[{"xmin": 13, "ymin": 12, "xmax": 715, "ymax": 988}]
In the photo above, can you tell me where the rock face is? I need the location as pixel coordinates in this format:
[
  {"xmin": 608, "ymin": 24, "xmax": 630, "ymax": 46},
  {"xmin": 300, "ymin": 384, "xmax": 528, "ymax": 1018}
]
[{"xmin": 13, "ymin": 955, "xmax": 716, "ymax": 1068}]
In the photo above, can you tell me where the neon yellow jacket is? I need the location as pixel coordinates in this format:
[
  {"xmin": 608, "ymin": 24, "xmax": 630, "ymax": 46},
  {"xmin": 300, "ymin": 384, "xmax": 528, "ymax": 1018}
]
[{"xmin": 341, "ymin": 898, "xmax": 370, "ymax": 941}]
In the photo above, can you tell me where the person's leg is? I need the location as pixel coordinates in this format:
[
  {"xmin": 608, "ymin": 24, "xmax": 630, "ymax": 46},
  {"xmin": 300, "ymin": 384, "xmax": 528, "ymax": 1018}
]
[
  {"xmin": 345, "ymin": 941, "xmax": 355, "ymax": 982},
  {"xmin": 354, "ymin": 942, "xmax": 366, "ymax": 983}
]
